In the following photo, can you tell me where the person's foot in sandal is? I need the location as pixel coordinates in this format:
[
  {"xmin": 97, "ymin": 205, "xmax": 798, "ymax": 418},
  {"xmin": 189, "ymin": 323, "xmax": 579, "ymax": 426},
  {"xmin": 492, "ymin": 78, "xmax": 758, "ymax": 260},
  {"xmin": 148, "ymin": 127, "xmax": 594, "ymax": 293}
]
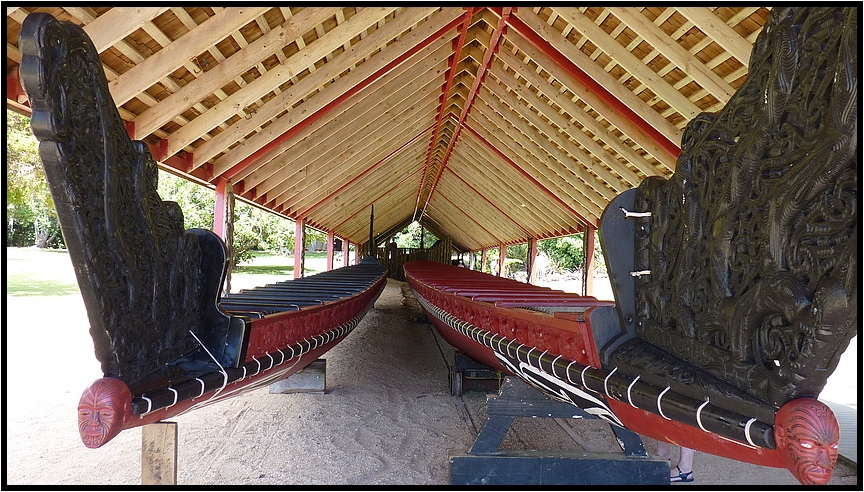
[{"xmin": 671, "ymin": 465, "xmax": 694, "ymax": 482}]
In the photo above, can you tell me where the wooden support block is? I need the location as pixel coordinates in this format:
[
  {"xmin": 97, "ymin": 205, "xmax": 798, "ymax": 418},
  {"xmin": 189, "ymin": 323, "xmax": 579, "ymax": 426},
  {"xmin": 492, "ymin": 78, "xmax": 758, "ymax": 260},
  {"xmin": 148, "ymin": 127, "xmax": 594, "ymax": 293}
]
[
  {"xmin": 141, "ymin": 422, "xmax": 178, "ymax": 486},
  {"xmin": 449, "ymin": 450, "xmax": 669, "ymax": 485},
  {"xmin": 269, "ymin": 359, "xmax": 326, "ymax": 394}
]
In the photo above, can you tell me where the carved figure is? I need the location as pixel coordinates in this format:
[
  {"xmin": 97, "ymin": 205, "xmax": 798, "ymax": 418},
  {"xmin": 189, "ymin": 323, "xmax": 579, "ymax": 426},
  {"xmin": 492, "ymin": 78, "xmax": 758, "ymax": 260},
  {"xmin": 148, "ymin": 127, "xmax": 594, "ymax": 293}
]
[
  {"xmin": 407, "ymin": 6, "xmax": 856, "ymax": 486},
  {"xmin": 19, "ymin": 12, "xmax": 387, "ymax": 448}
]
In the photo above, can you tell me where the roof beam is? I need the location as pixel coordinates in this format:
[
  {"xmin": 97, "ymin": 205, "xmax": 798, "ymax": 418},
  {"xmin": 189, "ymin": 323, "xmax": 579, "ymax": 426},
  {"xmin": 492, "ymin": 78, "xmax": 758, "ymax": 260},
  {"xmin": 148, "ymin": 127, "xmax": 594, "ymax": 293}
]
[
  {"xmin": 133, "ymin": 7, "xmax": 342, "ymax": 138},
  {"xmin": 417, "ymin": 7, "xmax": 513, "ymax": 221},
  {"xmin": 676, "ymin": 7, "xmax": 753, "ymax": 68},
  {"xmin": 609, "ymin": 7, "xmax": 736, "ymax": 105},
  {"xmin": 506, "ymin": 8, "xmax": 681, "ymax": 164},
  {"xmin": 209, "ymin": 7, "xmax": 462, "ymax": 179},
  {"xmin": 171, "ymin": 6, "xmax": 402, "ymax": 164},
  {"xmin": 82, "ymin": 7, "xmax": 170, "ymax": 53},
  {"xmin": 552, "ymin": 7, "xmax": 701, "ymax": 121},
  {"xmin": 108, "ymin": 7, "xmax": 271, "ymax": 106}
]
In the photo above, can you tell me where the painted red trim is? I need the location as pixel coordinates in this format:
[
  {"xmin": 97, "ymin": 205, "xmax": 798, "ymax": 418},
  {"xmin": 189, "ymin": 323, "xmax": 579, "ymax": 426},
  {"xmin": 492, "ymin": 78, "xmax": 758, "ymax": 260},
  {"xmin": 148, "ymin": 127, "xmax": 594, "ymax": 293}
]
[
  {"xmin": 463, "ymin": 123, "xmax": 593, "ymax": 227},
  {"xmin": 213, "ymin": 177, "xmax": 228, "ymax": 238},
  {"xmin": 445, "ymin": 167, "xmax": 531, "ymax": 237},
  {"xmin": 414, "ymin": 8, "xmax": 477, "ymax": 219},
  {"xmin": 221, "ymin": 14, "xmax": 466, "ymax": 182},
  {"xmin": 298, "ymin": 124, "xmax": 435, "ymax": 218},
  {"xmin": 417, "ymin": 8, "xmax": 513, "ymax": 221},
  {"xmin": 502, "ymin": 11, "xmax": 680, "ymax": 160}
]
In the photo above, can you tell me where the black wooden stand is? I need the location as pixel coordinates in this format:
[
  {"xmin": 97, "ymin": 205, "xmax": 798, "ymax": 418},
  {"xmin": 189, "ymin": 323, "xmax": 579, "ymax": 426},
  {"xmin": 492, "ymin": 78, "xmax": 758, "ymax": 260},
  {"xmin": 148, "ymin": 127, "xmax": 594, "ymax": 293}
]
[
  {"xmin": 449, "ymin": 377, "xmax": 669, "ymax": 485},
  {"xmin": 449, "ymin": 350, "xmax": 502, "ymax": 396}
]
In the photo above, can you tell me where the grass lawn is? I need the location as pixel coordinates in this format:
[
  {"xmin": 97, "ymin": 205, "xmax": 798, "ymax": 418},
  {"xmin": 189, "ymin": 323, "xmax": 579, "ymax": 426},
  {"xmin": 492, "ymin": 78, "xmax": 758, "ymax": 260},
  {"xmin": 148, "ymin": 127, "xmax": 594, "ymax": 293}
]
[{"xmin": 5, "ymin": 248, "xmax": 338, "ymax": 296}]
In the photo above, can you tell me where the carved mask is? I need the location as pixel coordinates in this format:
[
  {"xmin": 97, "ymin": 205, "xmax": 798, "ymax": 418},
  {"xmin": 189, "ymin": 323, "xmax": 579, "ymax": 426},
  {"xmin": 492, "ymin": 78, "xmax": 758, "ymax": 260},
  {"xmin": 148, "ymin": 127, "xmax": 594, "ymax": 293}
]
[
  {"xmin": 78, "ymin": 378, "xmax": 132, "ymax": 448},
  {"xmin": 774, "ymin": 398, "xmax": 840, "ymax": 485}
]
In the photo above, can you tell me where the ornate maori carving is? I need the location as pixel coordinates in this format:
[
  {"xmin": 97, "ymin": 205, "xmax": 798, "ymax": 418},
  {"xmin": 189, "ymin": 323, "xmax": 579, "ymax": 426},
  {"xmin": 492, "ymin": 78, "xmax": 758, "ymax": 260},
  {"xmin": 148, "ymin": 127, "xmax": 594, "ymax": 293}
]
[
  {"xmin": 774, "ymin": 398, "xmax": 840, "ymax": 485},
  {"xmin": 626, "ymin": 6, "xmax": 857, "ymax": 407},
  {"xmin": 77, "ymin": 378, "xmax": 132, "ymax": 449},
  {"xmin": 19, "ymin": 13, "xmax": 234, "ymax": 384}
]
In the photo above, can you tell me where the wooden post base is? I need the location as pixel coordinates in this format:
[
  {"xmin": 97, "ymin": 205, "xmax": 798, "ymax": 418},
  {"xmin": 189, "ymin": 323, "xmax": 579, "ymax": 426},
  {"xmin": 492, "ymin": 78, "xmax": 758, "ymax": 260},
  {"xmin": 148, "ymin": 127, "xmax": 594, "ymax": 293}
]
[{"xmin": 142, "ymin": 422, "xmax": 178, "ymax": 485}]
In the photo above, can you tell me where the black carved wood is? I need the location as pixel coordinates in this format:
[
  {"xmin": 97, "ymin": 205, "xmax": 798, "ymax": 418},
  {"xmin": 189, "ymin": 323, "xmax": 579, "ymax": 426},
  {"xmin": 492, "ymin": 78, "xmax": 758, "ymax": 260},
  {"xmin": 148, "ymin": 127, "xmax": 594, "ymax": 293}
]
[
  {"xmin": 609, "ymin": 7, "xmax": 858, "ymax": 408},
  {"xmin": 19, "ymin": 13, "xmax": 235, "ymax": 384}
]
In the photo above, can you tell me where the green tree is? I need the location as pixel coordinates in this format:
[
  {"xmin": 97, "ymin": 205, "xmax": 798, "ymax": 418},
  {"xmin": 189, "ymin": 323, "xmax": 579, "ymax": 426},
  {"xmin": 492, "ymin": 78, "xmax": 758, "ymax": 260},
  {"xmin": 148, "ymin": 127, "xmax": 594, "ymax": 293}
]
[
  {"xmin": 394, "ymin": 221, "xmax": 437, "ymax": 248},
  {"xmin": 6, "ymin": 110, "xmax": 62, "ymax": 248},
  {"xmin": 157, "ymin": 171, "xmax": 296, "ymax": 265}
]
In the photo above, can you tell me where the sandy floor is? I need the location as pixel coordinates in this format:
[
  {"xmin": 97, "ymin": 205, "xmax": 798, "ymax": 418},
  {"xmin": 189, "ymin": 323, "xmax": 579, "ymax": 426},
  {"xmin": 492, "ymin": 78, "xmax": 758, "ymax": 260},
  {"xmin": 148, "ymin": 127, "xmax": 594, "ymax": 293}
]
[{"xmin": 4, "ymin": 248, "xmax": 858, "ymax": 486}]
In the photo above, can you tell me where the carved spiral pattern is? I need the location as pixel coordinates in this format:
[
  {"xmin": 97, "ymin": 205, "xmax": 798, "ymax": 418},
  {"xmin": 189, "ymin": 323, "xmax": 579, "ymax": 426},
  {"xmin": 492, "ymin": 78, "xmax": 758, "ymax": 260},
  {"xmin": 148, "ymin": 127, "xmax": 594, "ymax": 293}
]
[
  {"xmin": 19, "ymin": 14, "xmax": 231, "ymax": 383},
  {"xmin": 631, "ymin": 7, "xmax": 857, "ymax": 407}
]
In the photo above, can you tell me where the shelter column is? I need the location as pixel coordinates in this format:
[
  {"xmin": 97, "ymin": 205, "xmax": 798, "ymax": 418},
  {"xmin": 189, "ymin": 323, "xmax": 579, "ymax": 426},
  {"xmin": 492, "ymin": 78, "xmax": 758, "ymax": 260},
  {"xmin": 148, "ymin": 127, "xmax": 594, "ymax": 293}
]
[
  {"xmin": 326, "ymin": 231, "xmax": 335, "ymax": 271},
  {"xmin": 343, "ymin": 240, "xmax": 350, "ymax": 267},
  {"xmin": 294, "ymin": 218, "xmax": 306, "ymax": 278},
  {"xmin": 213, "ymin": 177, "xmax": 234, "ymax": 292},
  {"xmin": 498, "ymin": 244, "xmax": 506, "ymax": 277},
  {"xmin": 583, "ymin": 226, "xmax": 596, "ymax": 296},
  {"xmin": 481, "ymin": 249, "xmax": 487, "ymax": 274},
  {"xmin": 527, "ymin": 237, "xmax": 538, "ymax": 284}
]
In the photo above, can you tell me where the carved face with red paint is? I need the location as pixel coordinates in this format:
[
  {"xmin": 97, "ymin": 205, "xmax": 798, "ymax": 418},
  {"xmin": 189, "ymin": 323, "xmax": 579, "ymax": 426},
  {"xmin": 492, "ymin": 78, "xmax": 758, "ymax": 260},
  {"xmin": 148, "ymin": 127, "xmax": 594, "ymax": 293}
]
[
  {"xmin": 774, "ymin": 398, "xmax": 840, "ymax": 485},
  {"xmin": 78, "ymin": 378, "xmax": 131, "ymax": 448}
]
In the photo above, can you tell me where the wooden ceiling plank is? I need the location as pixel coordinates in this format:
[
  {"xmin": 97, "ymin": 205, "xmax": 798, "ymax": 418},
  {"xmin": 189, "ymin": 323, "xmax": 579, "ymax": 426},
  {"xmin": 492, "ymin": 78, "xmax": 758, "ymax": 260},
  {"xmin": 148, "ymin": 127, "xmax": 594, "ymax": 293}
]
[
  {"xmin": 464, "ymin": 112, "xmax": 602, "ymax": 222},
  {"xmin": 448, "ymin": 151, "xmax": 563, "ymax": 234},
  {"xmin": 268, "ymin": 105, "xmax": 435, "ymax": 211},
  {"xmin": 484, "ymin": 68, "xmax": 639, "ymax": 190},
  {"xmin": 510, "ymin": 8, "xmax": 681, "ymax": 164},
  {"xmin": 83, "ymin": 7, "xmax": 170, "ymax": 53},
  {"xmin": 496, "ymin": 47, "xmax": 666, "ymax": 179},
  {"xmin": 252, "ymin": 79, "xmax": 440, "ymax": 206},
  {"xmin": 108, "ymin": 6, "xmax": 271, "ymax": 106},
  {"xmin": 169, "ymin": 6, "xmax": 401, "ymax": 162},
  {"xmin": 551, "ymin": 7, "xmax": 701, "ymax": 123},
  {"xmin": 452, "ymin": 155, "xmax": 572, "ymax": 236},
  {"xmin": 255, "ymin": 79, "xmax": 439, "ymax": 200},
  {"xmin": 239, "ymin": 41, "xmax": 451, "ymax": 189},
  {"xmin": 608, "ymin": 7, "xmax": 735, "ymax": 104},
  {"xmin": 198, "ymin": 7, "xmax": 455, "ymax": 174},
  {"xmin": 135, "ymin": 7, "xmax": 341, "ymax": 138},
  {"xmin": 273, "ymin": 101, "xmax": 437, "ymax": 212},
  {"xmin": 676, "ymin": 7, "xmax": 753, "ymax": 67},
  {"xmin": 472, "ymin": 95, "xmax": 615, "ymax": 208},
  {"xmin": 316, "ymin": 155, "xmax": 425, "ymax": 223},
  {"xmin": 444, "ymin": 164, "xmax": 541, "ymax": 237},
  {"xmin": 300, "ymin": 126, "xmax": 436, "ymax": 219}
]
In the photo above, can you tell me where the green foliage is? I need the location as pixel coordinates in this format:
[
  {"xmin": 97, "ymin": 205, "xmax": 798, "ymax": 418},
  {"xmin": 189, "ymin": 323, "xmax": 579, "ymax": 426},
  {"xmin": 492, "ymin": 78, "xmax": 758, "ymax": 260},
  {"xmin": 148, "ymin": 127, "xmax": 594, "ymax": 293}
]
[
  {"xmin": 394, "ymin": 221, "xmax": 438, "ymax": 248},
  {"xmin": 157, "ymin": 171, "xmax": 296, "ymax": 266},
  {"xmin": 538, "ymin": 235, "xmax": 585, "ymax": 273},
  {"xmin": 6, "ymin": 110, "xmax": 63, "ymax": 248}
]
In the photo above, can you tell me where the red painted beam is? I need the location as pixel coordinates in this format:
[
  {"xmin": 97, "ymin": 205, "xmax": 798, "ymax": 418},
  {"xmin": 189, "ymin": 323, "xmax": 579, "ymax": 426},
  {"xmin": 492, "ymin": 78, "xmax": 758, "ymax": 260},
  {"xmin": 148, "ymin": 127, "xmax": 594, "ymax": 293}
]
[
  {"xmin": 417, "ymin": 8, "xmax": 514, "ymax": 221},
  {"xmin": 414, "ymin": 7, "xmax": 477, "ymax": 220},
  {"xmin": 331, "ymin": 166, "xmax": 425, "ymax": 232},
  {"xmin": 444, "ymin": 167, "xmax": 531, "ymax": 238},
  {"xmin": 463, "ymin": 122, "xmax": 593, "ymax": 227},
  {"xmin": 222, "ymin": 14, "xmax": 467, "ymax": 182},
  {"xmin": 502, "ymin": 10, "xmax": 680, "ymax": 160},
  {"xmin": 297, "ymin": 124, "xmax": 435, "ymax": 218}
]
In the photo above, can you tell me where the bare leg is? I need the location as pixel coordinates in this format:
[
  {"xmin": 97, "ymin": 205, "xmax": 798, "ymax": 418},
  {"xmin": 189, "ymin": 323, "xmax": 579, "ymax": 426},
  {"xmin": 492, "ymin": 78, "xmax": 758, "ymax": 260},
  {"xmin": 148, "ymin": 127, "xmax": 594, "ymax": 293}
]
[
  {"xmin": 656, "ymin": 440, "xmax": 673, "ymax": 460},
  {"xmin": 675, "ymin": 447, "xmax": 694, "ymax": 475}
]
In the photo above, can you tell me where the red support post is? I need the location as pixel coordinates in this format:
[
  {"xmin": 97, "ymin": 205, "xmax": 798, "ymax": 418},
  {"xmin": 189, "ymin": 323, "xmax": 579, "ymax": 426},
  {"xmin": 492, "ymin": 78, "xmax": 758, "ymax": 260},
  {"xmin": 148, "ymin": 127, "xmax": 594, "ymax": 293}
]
[
  {"xmin": 498, "ymin": 244, "xmax": 507, "ymax": 277},
  {"xmin": 343, "ymin": 239, "xmax": 350, "ymax": 267},
  {"xmin": 528, "ymin": 237, "xmax": 539, "ymax": 285},
  {"xmin": 481, "ymin": 249, "xmax": 487, "ymax": 274},
  {"xmin": 213, "ymin": 177, "xmax": 228, "ymax": 239},
  {"xmin": 326, "ymin": 231, "xmax": 335, "ymax": 271},
  {"xmin": 294, "ymin": 218, "xmax": 305, "ymax": 278},
  {"xmin": 583, "ymin": 225, "xmax": 596, "ymax": 296}
]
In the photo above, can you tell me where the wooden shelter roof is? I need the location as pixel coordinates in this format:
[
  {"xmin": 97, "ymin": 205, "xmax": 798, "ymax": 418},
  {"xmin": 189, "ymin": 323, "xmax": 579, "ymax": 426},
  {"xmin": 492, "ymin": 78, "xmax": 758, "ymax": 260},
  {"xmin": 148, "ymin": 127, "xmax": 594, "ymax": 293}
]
[{"xmin": 5, "ymin": 6, "xmax": 772, "ymax": 252}]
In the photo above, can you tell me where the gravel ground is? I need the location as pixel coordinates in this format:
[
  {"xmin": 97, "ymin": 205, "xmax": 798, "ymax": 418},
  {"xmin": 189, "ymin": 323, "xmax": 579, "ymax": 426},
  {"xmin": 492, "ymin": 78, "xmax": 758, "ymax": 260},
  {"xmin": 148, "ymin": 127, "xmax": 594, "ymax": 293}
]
[{"xmin": 4, "ymin": 248, "xmax": 858, "ymax": 486}]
